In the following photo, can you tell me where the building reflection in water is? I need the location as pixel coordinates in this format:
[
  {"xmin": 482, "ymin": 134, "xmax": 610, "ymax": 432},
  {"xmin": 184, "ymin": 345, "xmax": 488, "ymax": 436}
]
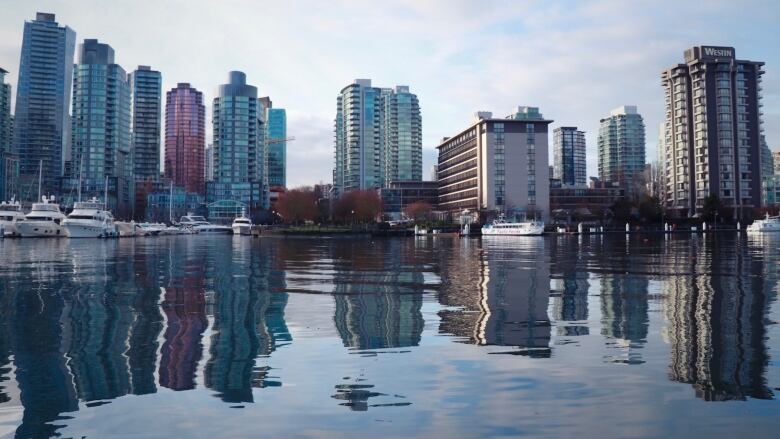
[
  {"xmin": 438, "ymin": 238, "xmax": 551, "ymax": 356},
  {"xmin": 599, "ymin": 274, "xmax": 649, "ymax": 365},
  {"xmin": 204, "ymin": 238, "xmax": 289, "ymax": 403},
  {"xmin": 663, "ymin": 236, "xmax": 774, "ymax": 401},
  {"xmin": 549, "ymin": 237, "xmax": 591, "ymax": 337}
]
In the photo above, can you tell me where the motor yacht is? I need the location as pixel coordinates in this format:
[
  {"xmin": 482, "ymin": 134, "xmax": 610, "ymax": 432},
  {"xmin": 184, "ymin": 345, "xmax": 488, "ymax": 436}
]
[
  {"xmin": 18, "ymin": 196, "xmax": 67, "ymax": 237},
  {"xmin": 232, "ymin": 211, "xmax": 253, "ymax": 235},
  {"xmin": 180, "ymin": 213, "xmax": 232, "ymax": 234},
  {"xmin": 481, "ymin": 215, "xmax": 545, "ymax": 236},
  {"xmin": 0, "ymin": 197, "xmax": 25, "ymax": 237},
  {"xmin": 63, "ymin": 197, "xmax": 117, "ymax": 238},
  {"xmin": 746, "ymin": 214, "xmax": 780, "ymax": 233}
]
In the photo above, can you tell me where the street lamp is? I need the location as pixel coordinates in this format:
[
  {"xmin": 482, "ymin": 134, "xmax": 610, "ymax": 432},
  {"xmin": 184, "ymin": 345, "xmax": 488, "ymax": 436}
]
[{"xmin": 351, "ymin": 209, "xmax": 355, "ymax": 226}]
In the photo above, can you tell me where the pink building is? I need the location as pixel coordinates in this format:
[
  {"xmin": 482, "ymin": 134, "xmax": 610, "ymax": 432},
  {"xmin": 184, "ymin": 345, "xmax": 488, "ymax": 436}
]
[{"xmin": 165, "ymin": 83, "xmax": 205, "ymax": 194}]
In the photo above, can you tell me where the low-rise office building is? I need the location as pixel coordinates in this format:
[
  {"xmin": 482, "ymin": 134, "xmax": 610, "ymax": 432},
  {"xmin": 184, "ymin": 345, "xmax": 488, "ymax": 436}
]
[
  {"xmin": 379, "ymin": 180, "xmax": 438, "ymax": 219},
  {"xmin": 436, "ymin": 107, "xmax": 552, "ymax": 221},
  {"xmin": 550, "ymin": 179, "xmax": 625, "ymax": 223}
]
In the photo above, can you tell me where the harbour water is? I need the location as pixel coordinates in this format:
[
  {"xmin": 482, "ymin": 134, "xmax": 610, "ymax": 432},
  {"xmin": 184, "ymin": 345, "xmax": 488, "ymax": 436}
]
[{"xmin": 0, "ymin": 234, "xmax": 778, "ymax": 438}]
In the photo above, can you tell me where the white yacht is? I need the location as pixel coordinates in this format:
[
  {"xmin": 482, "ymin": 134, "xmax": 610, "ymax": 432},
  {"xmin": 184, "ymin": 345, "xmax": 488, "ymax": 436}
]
[
  {"xmin": 63, "ymin": 197, "xmax": 117, "ymax": 238},
  {"xmin": 0, "ymin": 198, "xmax": 26, "ymax": 237},
  {"xmin": 136, "ymin": 222, "xmax": 166, "ymax": 236},
  {"xmin": 746, "ymin": 214, "xmax": 780, "ymax": 233},
  {"xmin": 482, "ymin": 215, "xmax": 545, "ymax": 236},
  {"xmin": 18, "ymin": 196, "xmax": 67, "ymax": 237},
  {"xmin": 180, "ymin": 213, "xmax": 232, "ymax": 234},
  {"xmin": 232, "ymin": 211, "xmax": 253, "ymax": 235}
]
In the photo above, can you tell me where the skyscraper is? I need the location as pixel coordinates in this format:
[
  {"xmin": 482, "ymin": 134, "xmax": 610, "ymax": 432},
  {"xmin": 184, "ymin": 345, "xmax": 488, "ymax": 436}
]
[
  {"xmin": 66, "ymin": 39, "xmax": 132, "ymax": 216},
  {"xmin": 661, "ymin": 46, "xmax": 765, "ymax": 218},
  {"xmin": 130, "ymin": 66, "xmax": 162, "ymax": 183},
  {"xmin": 0, "ymin": 67, "xmax": 13, "ymax": 200},
  {"xmin": 597, "ymin": 106, "xmax": 646, "ymax": 193},
  {"xmin": 13, "ymin": 12, "xmax": 76, "ymax": 200},
  {"xmin": 266, "ymin": 107, "xmax": 287, "ymax": 188},
  {"xmin": 333, "ymin": 79, "xmax": 422, "ymax": 196},
  {"xmin": 165, "ymin": 83, "xmax": 205, "ymax": 194},
  {"xmin": 552, "ymin": 126, "xmax": 586, "ymax": 187},
  {"xmin": 207, "ymin": 71, "xmax": 266, "ymax": 211},
  {"xmin": 205, "ymin": 144, "xmax": 214, "ymax": 182}
]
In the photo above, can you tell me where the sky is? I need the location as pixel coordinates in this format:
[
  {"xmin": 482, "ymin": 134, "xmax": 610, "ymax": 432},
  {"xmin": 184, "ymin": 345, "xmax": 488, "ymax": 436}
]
[{"xmin": 0, "ymin": 0, "xmax": 778, "ymax": 188}]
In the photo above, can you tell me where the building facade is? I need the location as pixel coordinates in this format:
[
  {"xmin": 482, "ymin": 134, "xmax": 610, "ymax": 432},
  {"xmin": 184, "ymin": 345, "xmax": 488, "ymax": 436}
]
[
  {"xmin": 436, "ymin": 107, "xmax": 552, "ymax": 221},
  {"xmin": 207, "ymin": 71, "xmax": 266, "ymax": 211},
  {"xmin": 165, "ymin": 83, "xmax": 205, "ymax": 195},
  {"xmin": 378, "ymin": 180, "xmax": 438, "ymax": 219},
  {"xmin": 13, "ymin": 12, "xmax": 76, "ymax": 200},
  {"xmin": 261, "ymin": 98, "xmax": 287, "ymax": 188},
  {"xmin": 130, "ymin": 66, "xmax": 162, "ymax": 183},
  {"xmin": 64, "ymin": 39, "xmax": 132, "ymax": 216},
  {"xmin": 553, "ymin": 126, "xmax": 586, "ymax": 187},
  {"xmin": 597, "ymin": 106, "xmax": 646, "ymax": 194},
  {"xmin": 205, "ymin": 144, "xmax": 214, "ymax": 182},
  {"xmin": 0, "ymin": 67, "xmax": 14, "ymax": 200},
  {"xmin": 333, "ymin": 79, "xmax": 422, "ymax": 196},
  {"xmin": 661, "ymin": 46, "xmax": 765, "ymax": 219}
]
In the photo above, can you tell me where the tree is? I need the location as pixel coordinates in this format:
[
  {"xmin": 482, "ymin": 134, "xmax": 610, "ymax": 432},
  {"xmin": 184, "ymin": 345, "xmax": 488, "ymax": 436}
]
[
  {"xmin": 701, "ymin": 194, "xmax": 722, "ymax": 222},
  {"xmin": 638, "ymin": 196, "xmax": 662, "ymax": 223},
  {"xmin": 276, "ymin": 187, "xmax": 317, "ymax": 224},
  {"xmin": 333, "ymin": 189, "xmax": 383, "ymax": 224},
  {"xmin": 403, "ymin": 201, "xmax": 433, "ymax": 223},
  {"xmin": 610, "ymin": 197, "xmax": 635, "ymax": 224}
]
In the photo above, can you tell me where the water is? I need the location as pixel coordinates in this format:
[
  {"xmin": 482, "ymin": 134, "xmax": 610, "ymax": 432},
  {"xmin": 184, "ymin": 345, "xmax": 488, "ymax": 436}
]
[{"xmin": 0, "ymin": 234, "xmax": 778, "ymax": 438}]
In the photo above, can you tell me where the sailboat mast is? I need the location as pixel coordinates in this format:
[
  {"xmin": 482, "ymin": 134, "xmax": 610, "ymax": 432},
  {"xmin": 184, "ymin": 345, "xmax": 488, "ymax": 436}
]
[
  {"xmin": 37, "ymin": 160, "xmax": 42, "ymax": 201},
  {"xmin": 169, "ymin": 183, "xmax": 173, "ymax": 224},
  {"xmin": 78, "ymin": 156, "xmax": 83, "ymax": 202},
  {"xmin": 104, "ymin": 176, "xmax": 108, "ymax": 211}
]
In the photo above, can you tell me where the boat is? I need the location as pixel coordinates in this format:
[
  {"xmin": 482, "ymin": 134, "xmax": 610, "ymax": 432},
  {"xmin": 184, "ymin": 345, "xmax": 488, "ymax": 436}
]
[
  {"xmin": 481, "ymin": 215, "xmax": 545, "ymax": 236},
  {"xmin": 746, "ymin": 213, "xmax": 780, "ymax": 233},
  {"xmin": 232, "ymin": 210, "xmax": 252, "ymax": 235},
  {"xmin": 63, "ymin": 197, "xmax": 117, "ymax": 238},
  {"xmin": 18, "ymin": 196, "xmax": 67, "ymax": 237},
  {"xmin": 0, "ymin": 197, "xmax": 26, "ymax": 237},
  {"xmin": 179, "ymin": 213, "xmax": 232, "ymax": 234},
  {"xmin": 136, "ymin": 222, "xmax": 166, "ymax": 236},
  {"xmin": 115, "ymin": 221, "xmax": 138, "ymax": 237}
]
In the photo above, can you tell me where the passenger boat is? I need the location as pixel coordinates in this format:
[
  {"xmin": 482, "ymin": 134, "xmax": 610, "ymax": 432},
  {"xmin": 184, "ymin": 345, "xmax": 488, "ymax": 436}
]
[
  {"xmin": 232, "ymin": 210, "xmax": 252, "ymax": 235},
  {"xmin": 179, "ymin": 213, "xmax": 232, "ymax": 234},
  {"xmin": 18, "ymin": 196, "xmax": 67, "ymax": 237},
  {"xmin": 0, "ymin": 197, "xmax": 25, "ymax": 237},
  {"xmin": 63, "ymin": 197, "xmax": 117, "ymax": 238},
  {"xmin": 746, "ymin": 214, "xmax": 780, "ymax": 233},
  {"xmin": 481, "ymin": 215, "xmax": 545, "ymax": 236}
]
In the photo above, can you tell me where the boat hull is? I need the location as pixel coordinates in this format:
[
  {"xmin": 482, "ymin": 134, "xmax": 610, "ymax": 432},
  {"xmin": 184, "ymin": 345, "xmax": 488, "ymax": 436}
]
[
  {"xmin": 232, "ymin": 224, "xmax": 252, "ymax": 235},
  {"xmin": 481, "ymin": 228, "xmax": 545, "ymax": 236},
  {"xmin": 18, "ymin": 221, "xmax": 65, "ymax": 237},
  {"xmin": 0, "ymin": 221, "xmax": 21, "ymax": 237},
  {"xmin": 64, "ymin": 222, "xmax": 116, "ymax": 238}
]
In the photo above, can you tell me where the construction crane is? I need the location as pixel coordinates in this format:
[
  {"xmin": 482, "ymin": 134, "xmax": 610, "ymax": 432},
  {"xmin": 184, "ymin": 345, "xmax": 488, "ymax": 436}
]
[{"xmin": 266, "ymin": 136, "xmax": 295, "ymax": 145}]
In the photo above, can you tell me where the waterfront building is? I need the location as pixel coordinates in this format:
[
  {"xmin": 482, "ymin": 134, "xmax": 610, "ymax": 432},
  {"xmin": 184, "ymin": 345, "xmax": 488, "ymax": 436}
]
[
  {"xmin": 436, "ymin": 107, "xmax": 552, "ymax": 221},
  {"xmin": 774, "ymin": 151, "xmax": 780, "ymax": 176},
  {"xmin": 130, "ymin": 66, "xmax": 162, "ymax": 183},
  {"xmin": 378, "ymin": 180, "xmax": 438, "ymax": 219},
  {"xmin": 63, "ymin": 39, "xmax": 132, "ymax": 217},
  {"xmin": 661, "ymin": 46, "xmax": 765, "ymax": 219},
  {"xmin": 259, "ymin": 97, "xmax": 287, "ymax": 188},
  {"xmin": 207, "ymin": 71, "xmax": 266, "ymax": 212},
  {"xmin": 550, "ymin": 179, "xmax": 625, "ymax": 224},
  {"xmin": 0, "ymin": 67, "xmax": 15, "ymax": 200},
  {"xmin": 553, "ymin": 126, "xmax": 587, "ymax": 187},
  {"xmin": 205, "ymin": 143, "xmax": 214, "ymax": 182},
  {"xmin": 760, "ymin": 136, "xmax": 774, "ymax": 206},
  {"xmin": 165, "ymin": 83, "xmax": 205, "ymax": 194},
  {"xmin": 597, "ymin": 106, "xmax": 646, "ymax": 195},
  {"xmin": 13, "ymin": 12, "xmax": 76, "ymax": 200},
  {"xmin": 333, "ymin": 80, "xmax": 422, "ymax": 196},
  {"xmin": 145, "ymin": 187, "xmax": 205, "ymax": 223}
]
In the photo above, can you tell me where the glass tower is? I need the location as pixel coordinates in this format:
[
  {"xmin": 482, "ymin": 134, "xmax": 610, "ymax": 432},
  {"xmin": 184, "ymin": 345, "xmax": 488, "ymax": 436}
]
[
  {"xmin": 0, "ymin": 67, "xmax": 15, "ymax": 200},
  {"xmin": 66, "ymin": 39, "xmax": 132, "ymax": 216},
  {"xmin": 597, "ymin": 106, "xmax": 646, "ymax": 192},
  {"xmin": 266, "ymin": 107, "xmax": 287, "ymax": 188},
  {"xmin": 553, "ymin": 126, "xmax": 587, "ymax": 187},
  {"xmin": 130, "ymin": 66, "xmax": 162, "ymax": 183},
  {"xmin": 165, "ymin": 83, "xmax": 205, "ymax": 194},
  {"xmin": 13, "ymin": 12, "xmax": 76, "ymax": 200},
  {"xmin": 208, "ymin": 71, "xmax": 266, "ymax": 210},
  {"xmin": 333, "ymin": 79, "xmax": 422, "ymax": 196}
]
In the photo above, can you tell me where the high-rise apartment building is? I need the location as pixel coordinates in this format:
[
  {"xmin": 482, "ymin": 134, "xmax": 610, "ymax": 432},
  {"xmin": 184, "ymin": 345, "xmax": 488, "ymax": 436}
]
[
  {"xmin": 597, "ymin": 106, "xmax": 646, "ymax": 193},
  {"xmin": 205, "ymin": 144, "xmax": 214, "ymax": 182},
  {"xmin": 333, "ymin": 79, "xmax": 421, "ymax": 196},
  {"xmin": 207, "ymin": 71, "xmax": 266, "ymax": 210},
  {"xmin": 436, "ymin": 107, "xmax": 552, "ymax": 221},
  {"xmin": 165, "ymin": 83, "xmax": 205, "ymax": 194},
  {"xmin": 130, "ymin": 66, "xmax": 162, "ymax": 182},
  {"xmin": 0, "ymin": 67, "xmax": 15, "ymax": 200},
  {"xmin": 553, "ymin": 126, "xmax": 586, "ymax": 187},
  {"xmin": 661, "ymin": 46, "xmax": 765, "ymax": 218},
  {"xmin": 13, "ymin": 12, "xmax": 76, "ymax": 200},
  {"xmin": 65, "ymin": 39, "xmax": 132, "ymax": 216},
  {"xmin": 267, "ymin": 108, "xmax": 287, "ymax": 188}
]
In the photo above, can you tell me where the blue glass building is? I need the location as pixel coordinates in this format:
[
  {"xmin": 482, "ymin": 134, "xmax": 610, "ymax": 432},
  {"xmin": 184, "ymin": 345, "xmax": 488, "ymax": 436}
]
[
  {"xmin": 130, "ymin": 66, "xmax": 162, "ymax": 183},
  {"xmin": 13, "ymin": 13, "xmax": 76, "ymax": 201},
  {"xmin": 207, "ymin": 71, "xmax": 267, "ymax": 212},
  {"xmin": 63, "ymin": 39, "xmax": 133, "ymax": 217},
  {"xmin": 0, "ymin": 67, "xmax": 16, "ymax": 200},
  {"xmin": 266, "ymin": 107, "xmax": 287, "ymax": 188}
]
